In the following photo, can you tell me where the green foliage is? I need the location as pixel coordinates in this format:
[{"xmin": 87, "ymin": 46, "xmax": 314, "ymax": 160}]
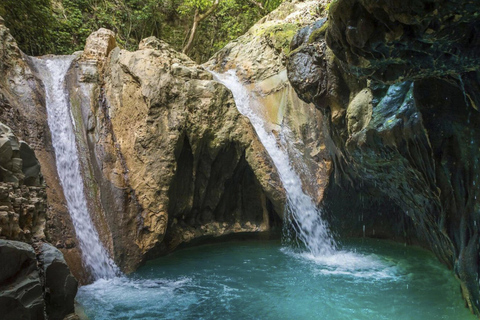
[
  {"xmin": 0, "ymin": 0, "xmax": 56, "ymax": 55},
  {"xmin": 0, "ymin": 0, "xmax": 284, "ymax": 61}
]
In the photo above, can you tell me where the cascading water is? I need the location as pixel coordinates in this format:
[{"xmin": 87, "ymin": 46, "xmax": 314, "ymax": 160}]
[
  {"xmin": 32, "ymin": 56, "xmax": 118, "ymax": 280},
  {"xmin": 211, "ymin": 70, "xmax": 336, "ymax": 256}
]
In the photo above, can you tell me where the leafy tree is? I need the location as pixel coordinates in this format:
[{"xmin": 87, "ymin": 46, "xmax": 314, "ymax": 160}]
[
  {"xmin": 0, "ymin": 0, "xmax": 55, "ymax": 56},
  {"xmin": 0, "ymin": 0, "xmax": 284, "ymax": 61}
]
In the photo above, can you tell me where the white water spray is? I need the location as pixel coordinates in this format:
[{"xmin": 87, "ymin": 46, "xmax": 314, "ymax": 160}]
[
  {"xmin": 212, "ymin": 70, "xmax": 336, "ymax": 256},
  {"xmin": 32, "ymin": 56, "xmax": 118, "ymax": 279}
]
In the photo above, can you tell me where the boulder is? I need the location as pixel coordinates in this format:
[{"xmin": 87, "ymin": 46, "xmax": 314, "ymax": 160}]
[
  {"xmin": 39, "ymin": 243, "xmax": 78, "ymax": 320},
  {"xmin": 0, "ymin": 240, "xmax": 45, "ymax": 320},
  {"xmin": 81, "ymin": 28, "xmax": 117, "ymax": 71}
]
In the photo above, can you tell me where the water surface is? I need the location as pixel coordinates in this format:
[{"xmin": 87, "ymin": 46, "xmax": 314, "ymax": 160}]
[{"xmin": 77, "ymin": 239, "xmax": 474, "ymax": 319}]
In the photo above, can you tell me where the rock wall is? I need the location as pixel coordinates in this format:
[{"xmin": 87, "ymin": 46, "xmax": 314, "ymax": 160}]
[
  {"xmin": 206, "ymin": 0, "xmax": 332, "ymax": 205},
  {"xmin": 0, "ymin": 122, "xmax": 77, "ymax": 319},
  {"xmin": 287, "ymin": 0, "xmax": 480, "ymax": 315}
]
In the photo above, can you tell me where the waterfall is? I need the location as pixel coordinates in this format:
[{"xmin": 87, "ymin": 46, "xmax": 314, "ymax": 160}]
[
  {"xmin": 212, "ymin": 70, "xmax": 336, "ymax": 256},
  {"xmin": 32, "ymin": 56, "xmax": 118, "ymax": 280}
]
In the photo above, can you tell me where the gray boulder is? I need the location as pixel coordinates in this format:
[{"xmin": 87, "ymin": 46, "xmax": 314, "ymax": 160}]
[
  {"xmin": 0, "ymin": 239, "xmax": 45, "ymax": 320},
  {"xmin": 39, "ymin": 243, "xmax": 78, "ymax": 320}
]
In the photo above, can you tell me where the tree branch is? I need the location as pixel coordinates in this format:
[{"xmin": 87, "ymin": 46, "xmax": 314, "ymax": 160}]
[{"xmin": 182, "ymin": 0, "xmax": 220, "ymax": 54}]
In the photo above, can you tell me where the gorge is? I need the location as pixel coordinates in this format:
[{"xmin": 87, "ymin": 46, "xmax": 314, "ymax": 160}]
[{"xmin": 0, "ymin": 0, "xmax": 479, "ymax": 319}]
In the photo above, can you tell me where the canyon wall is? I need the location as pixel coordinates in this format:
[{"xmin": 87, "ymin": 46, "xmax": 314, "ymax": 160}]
[{"xmin": 287, "ymin": 0, "xmax": 480, "ymax": 314}]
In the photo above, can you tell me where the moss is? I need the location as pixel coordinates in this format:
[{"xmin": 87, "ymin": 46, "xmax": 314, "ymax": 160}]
[
  {"xmin": 308, "ymin": 20, "xmax": 329, "ymax": 44},
  {"xmin": 258, "ymin": 23, "xmax": 300, "ymax": 55}
]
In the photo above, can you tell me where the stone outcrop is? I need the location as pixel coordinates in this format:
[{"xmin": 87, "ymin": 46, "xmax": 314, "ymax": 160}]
[
  {"xmin": 206, "ymin": 0, "xmax": 332, "ymax": 205},
  {"xmin": 0, "ymin": 240, "xmax": 44, "ymax": 320},
  {"xmin": 104, "ymin": 40, "xmax": 285, "ymax": 262},
  {"xmin": 0, "ymin": 240, "xmax": 78, "ymax": 320},
  {"xmin": 1, "ymin": 11, "xmax": 287, "ymax": 280},
  {"xmin": 287, "ymin": 0, "xmax": 480, "ymax": 316},
  {"xmin": 56, "ymin": 27, "xmax": 287, "ymax": 274},
  {"xmin": 81, "ymin": 28, "xmax": 116, "ymax": 72}
]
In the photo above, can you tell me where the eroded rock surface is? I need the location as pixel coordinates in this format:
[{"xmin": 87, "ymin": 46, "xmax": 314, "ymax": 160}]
[
  {"xmin": 288, "ymin": 0, "xmax": 480, "ymax": 315},
  {"xmin": 54, "ymin": 28, "xmax": 287, "ymax": 273},
  {"xmin": 103, "ymin": 41, "xmax": 285, "ymax": 260}
]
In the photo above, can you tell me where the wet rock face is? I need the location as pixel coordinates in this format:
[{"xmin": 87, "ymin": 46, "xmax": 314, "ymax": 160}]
[
  {"xmin": 326, "ymin": 0, "xmax": 480, "ymax": 83},
  {"xmin": 287, "ymin": 0, "xmax": 480, "ymax": 315}
]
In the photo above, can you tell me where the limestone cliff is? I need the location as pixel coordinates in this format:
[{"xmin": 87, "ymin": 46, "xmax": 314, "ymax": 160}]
[
  {"xmin": 1, "ymin": 13, "xmax": 287, "ymax": 280},
  {"xmin": 287, "ymin": 0, "xmax": 480, "ymax": 315}
]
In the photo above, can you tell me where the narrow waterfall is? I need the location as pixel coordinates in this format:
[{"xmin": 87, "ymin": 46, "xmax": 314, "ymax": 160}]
[
  {"xmin": 32, "ymin": 56, "xmax": 118, "ymax": 280},
  {"xmin": 212, "ymin": 70, "xmax": 336, "ymax": 256}
]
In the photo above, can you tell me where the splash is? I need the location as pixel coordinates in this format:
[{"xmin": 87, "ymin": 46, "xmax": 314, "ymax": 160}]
[{"xmin": 211, "ymin": 70, "xmax": 336, "ymax": 256}]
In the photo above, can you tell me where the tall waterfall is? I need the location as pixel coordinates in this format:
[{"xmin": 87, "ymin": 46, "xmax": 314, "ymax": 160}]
[
  {"xmin": 32, "ymin": 56, "xmax": 118, "ymax": 279},
  {"xmin": 212, "ymin": 70, "xmax": 336, "ymax": 256}
]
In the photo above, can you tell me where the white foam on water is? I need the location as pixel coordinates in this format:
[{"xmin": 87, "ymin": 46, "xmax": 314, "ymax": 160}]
[{"xmin": 282, "ymin": 247, "xmax": 400, "ymax": 280}]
